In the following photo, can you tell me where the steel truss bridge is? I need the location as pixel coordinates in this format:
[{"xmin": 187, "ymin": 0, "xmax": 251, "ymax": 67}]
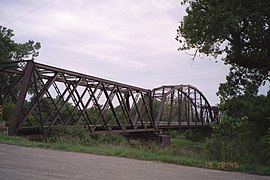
[{"xmin": 0, "ymin": 61, "xmax": 218, "ymax": 137}]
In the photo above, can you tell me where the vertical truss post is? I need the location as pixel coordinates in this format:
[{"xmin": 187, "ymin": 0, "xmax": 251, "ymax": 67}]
[
  {"xmin": 200, "ymin": 95, "xmax": 204, "ymax": 125},
  {"xmin": 150, "ymin": 90, "xmax": 154, "ymax": 125},
  {"xmin": 187, "ymin": 87, "xmax": 191, "ymax": 126},
  {"xmin": 193, "ymin": 90, "xmax": 198, "ymax": 126},
  {"xmin": 178, "ymin": 88, "xmax": 183, "ymax": 126},
  {"xmin": 156, "ymin": 92, "xmax": 166, "ymax": 125},
  {"xmin": 125, "ymin": 92, "xmax": 130, "ymax": 112},
  {"xmin": 167, "ymin": 91, "xmax": 174, "ymax": 127}
]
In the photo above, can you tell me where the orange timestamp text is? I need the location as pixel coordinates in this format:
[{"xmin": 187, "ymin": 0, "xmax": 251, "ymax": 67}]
[{"xmin": 205, "ymin": 161, "xmax": 240, "ymax": 169}]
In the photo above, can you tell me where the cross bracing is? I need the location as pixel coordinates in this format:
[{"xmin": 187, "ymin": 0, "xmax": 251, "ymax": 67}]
[{"xmin": 0, "ymin": 61, "xmax": 218, "ymax": 136}]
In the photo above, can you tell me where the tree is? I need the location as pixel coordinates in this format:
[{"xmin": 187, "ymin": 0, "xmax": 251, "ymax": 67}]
[
  {"xmin": 206, "ymin": 92, "xmax": 270, "ymax": 165},
  {"xmin": 176, "ymin": 0, "xmax": 270, "ymax": 99},
  {"xmin": 177, "ymin": 1, "xmax": 270, "ymax": 166},
  {"xmin": 0, "ymin": 26, "xmax": 41, "ymax": 123},
  {"xmin": 0, "ymin": 26, "xmax": 41, "ymax": 63},
  {"xmin": 217, "ymin": 65, "xmax": 269, "ymax": 100}
]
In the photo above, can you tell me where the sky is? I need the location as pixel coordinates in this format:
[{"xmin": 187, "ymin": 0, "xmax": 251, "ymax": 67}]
[{"xmin": 0, "ymin": 0, "xmax": 230, "ymax": 105}]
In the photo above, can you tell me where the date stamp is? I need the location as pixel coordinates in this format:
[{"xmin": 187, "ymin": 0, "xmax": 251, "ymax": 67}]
[{"xmin": 205, "ymin": 161, "xmax": 239, "ymax": 169}]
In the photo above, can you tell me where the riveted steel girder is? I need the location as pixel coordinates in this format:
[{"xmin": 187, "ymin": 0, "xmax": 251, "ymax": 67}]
[
  {"xmin": 152, "ymin": 85, "xmax": 217, "ymax": 130},
  {"xmin": 0, "ymin": 61, "xmax": 218, "ymax": 136}
]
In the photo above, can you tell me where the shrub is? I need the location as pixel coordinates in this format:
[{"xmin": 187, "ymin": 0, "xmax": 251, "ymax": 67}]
[
  {"xmin": 96, "ymin": 134, "xmax": 125, "ymax": 145},
  {"xmin": 2, "ymin": 102, "xmax": 15, "ymax": 125},
  {"xmin": 184, "ymin": 129, "xmax": 211, "ymax": 142},
  {"xmin": 257, "ymin": 127, "xmax": 270, "ymax": 165},
  {"xmin": 49, "ymin": 125, "xmax": 94, "ymax": 144},
  {"xmin": 206, "ymin": 116, "xmax": 259, "ymax": 164},
  {"xmin": 48, "ymin": 125, "xmax": 126, "ymax": 146}
]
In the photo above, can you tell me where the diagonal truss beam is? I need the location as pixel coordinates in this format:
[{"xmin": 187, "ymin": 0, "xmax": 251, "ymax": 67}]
[{"xmin": 0, "ymin": 60, "xmax": 217, "ymax": 136}]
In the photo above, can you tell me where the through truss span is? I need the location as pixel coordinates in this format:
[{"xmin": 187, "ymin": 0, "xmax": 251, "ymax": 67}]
[{"xmin": 0, "ymin": 60, "xmax": 218, "ymax": 137}]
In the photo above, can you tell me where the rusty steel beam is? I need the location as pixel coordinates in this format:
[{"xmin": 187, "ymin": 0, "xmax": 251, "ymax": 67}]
[
  {"xmin": 9, "ymin": 61, "xmax": 34, "ymax": 135},
  {"xmin": 152, "ymin": 85, "xmax": 214, "ymax": 130},
  {"xmin": 34, "ymin": 62, "xmax": 149, "ymax": 93},
  {"xmin": 0, "ymin": 60, "xmax": 217, "ymax": 137}
]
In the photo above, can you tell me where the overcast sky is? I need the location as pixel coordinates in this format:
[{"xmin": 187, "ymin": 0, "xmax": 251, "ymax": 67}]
[{"xmin": 0, "ymin": 0, "xmax": 230, "ymax": 105}]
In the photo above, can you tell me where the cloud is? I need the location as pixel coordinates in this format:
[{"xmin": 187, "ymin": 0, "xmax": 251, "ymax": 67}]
[{"xmin": 0, "ymin": 0, "xmax": 229, "ymax": 104}]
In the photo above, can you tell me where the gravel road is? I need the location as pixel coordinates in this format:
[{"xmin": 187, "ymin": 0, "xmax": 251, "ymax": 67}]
[{"xmin": 0, "ymin": 144, "xmax": 268, "ymax": 180}]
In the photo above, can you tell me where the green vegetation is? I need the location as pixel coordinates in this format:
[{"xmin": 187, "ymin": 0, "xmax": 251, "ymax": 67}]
[
  {"xmin": 0, "ymin": 131, "xmax": 206, "ymax": 167},
  {"xmin": 1, "ymin": 4, "xmax": 270, "ymax": 176},
  {"xmin": 206, "ymin": 94, "xmax": 270, "ymax": 166},
  {"xmin": 0, "ymin": 26, "xmax": 41, "ymax": 126},
  {"xmin": 176, "ymin": 0, "xmax": 270, "ymax": 98},
  {"xmin": 1, "ymin": 127, "xmax": 270, "ymax": 175},
  {"xmin": 0, "ymin": 26, "xmax": 40, "ymax": 63},
  {"xmin": 176, "ymin": 0, "xmax": 270, "ymax": 175}
]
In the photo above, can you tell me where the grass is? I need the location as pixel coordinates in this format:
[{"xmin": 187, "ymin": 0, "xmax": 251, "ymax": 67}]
[
  {"xmin": 0, "ymin": 132, "xmax": 269, "ymax": 176},
  {"xmin": 0, "ymin": 133, "xmax": 206, "ymax": 166},
  {"xmin": 171, "ymin": 137, "xmax": 205, "ymax": 147}
]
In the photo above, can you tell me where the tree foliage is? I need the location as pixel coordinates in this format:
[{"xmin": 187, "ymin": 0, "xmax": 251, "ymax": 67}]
[
  {"xmin": 177, "ymin": 1, "xmax": 270, "ymax": 164},
  {"xmin": 176, "ymin": 0, "xmax": 270, "ymax": 99},
  {"xmin": 0, "ymin": 26, "xmax": 41, "ymax": 123},
  {"xmin": 0, "ymin": 26, "xmax": 41, "ymax": 63},
  {"xmin": 207, "ymin": 93, "xmax": 270, "ymax": 165},
  {"xmin": 217, "ymin": 65, "xmax": 269, "ymax": 100}
]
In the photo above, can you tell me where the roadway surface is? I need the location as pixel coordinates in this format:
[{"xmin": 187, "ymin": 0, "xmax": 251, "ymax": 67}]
[{"xmin": 0, "ymin": 144, "xmax": 268, "ymax": 180}]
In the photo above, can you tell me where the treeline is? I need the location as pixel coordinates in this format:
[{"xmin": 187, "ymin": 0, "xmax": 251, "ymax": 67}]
[{"xmin": 1, "ymin": 96, "xmax": 149, "ymax": 128}]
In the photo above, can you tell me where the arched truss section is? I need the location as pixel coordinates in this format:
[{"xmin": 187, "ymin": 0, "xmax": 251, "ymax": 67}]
[
  {"xmin": 152, "ymin": 85, "xmax": 215, "ymax": 129},
  {"xmin": 0, "ymin": 61, "xmax": 155, "ymax": 136}
]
